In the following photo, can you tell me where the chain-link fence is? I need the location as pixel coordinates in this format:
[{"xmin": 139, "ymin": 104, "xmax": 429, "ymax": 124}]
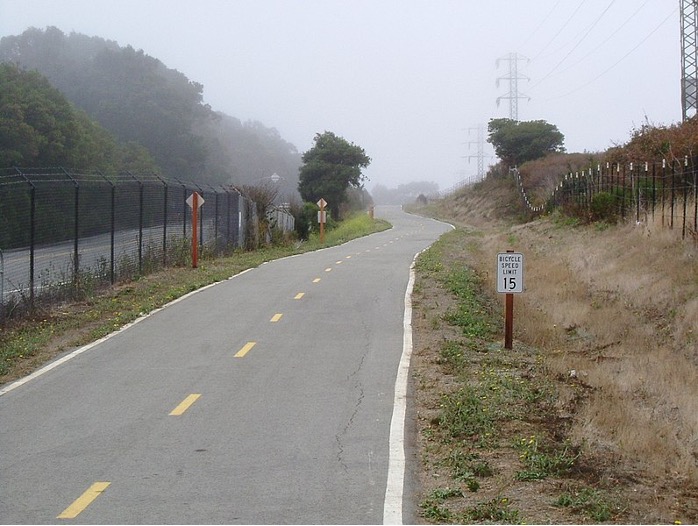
[{"xmin": 0, "ymin": 168, "xmax": 256, "ymax": 319}]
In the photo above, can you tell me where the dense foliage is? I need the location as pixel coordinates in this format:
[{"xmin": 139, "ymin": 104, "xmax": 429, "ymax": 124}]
[
  {"xmin": 487, "ymin": 118, "xmax": 566, "ymax": 167},
  {"xmin": 298, "ymin": 131, "xmax": 371, "ymax": 218},
  {"xmin": 0, "ymin": 62, "xmax": 156, "ymax": 171},
  {"xmin": 0, "ymin": 27, "xmax": 301, "ymax": 190}
]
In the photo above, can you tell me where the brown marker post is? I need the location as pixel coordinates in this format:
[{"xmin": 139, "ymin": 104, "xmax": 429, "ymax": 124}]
[
  {"xmin": 191, "ymin": 192, "xmax": 199, "ymax": 268},
  {"xmin": 504, "ymin": 286, "xmax": 514, "ymax": 350},
  {"xmin": 187, "ymin": 192, "xmax": 204, "ymax": 268}
]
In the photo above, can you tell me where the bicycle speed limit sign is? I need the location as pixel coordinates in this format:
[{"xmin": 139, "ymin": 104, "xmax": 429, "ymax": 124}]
[{"xmin": 497, "ymin": 252, "xmax": 524, "ymax": 293}]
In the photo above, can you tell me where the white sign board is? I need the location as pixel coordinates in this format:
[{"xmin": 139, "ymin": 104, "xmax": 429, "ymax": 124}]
[
  {"xmin": 317, "ymin": 198, "xmax": 327, "ymax": 209},
  {"xmin": 317, "ymin": 210, "xmax": 327, "ymax": 224},
  {"xmin": 186, "ymin": 192, "xmax": 205, "ymax": 209},
  {"xmin": 497, "ymin": 252, "xmax": 524, "ymax": 293}
]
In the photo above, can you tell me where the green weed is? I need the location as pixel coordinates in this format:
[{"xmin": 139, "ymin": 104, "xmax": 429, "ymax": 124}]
[
  {"xmin": 514, "ymin": 435, "xmax": 579, "ymax": 481},
  {"xmin": 420, "ymin": 487, "xmax": 463, "ymax": 521},
  {"xmin": 463, "ymin": 497, "xmax": 520, "ymax": 523},
  {"xmin": 555, "ymin": 487, "xmax": 619, "ymax": 522}
]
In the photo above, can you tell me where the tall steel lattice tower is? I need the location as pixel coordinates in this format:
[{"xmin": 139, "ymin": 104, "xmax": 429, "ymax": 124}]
[
  {"xmin": 496, "ymin": 52, "xmax": 530, "ymax": 121},
  {"xmin": 681, "ymin": 0, "xmax": 698, "ymax": 121},
  {"xmin": 466, "ymin": 125, "xmax": 485, "ymax": 181}
]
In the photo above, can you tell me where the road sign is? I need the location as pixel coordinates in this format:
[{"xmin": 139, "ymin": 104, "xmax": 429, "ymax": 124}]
[
  {"xmin": 317, "ymin": 211, "xmax": 327, "ymax": 224},
  {"xmin": 186, "ymin": 192, "xmax": 205, "ymax": 209},
  {"xmin": 497, "ymin": 252, "xmax": 524, "ymax": 294},
  {"xmin": 317, "ymin": 198, "xmax": 327, "ymax": 209}
]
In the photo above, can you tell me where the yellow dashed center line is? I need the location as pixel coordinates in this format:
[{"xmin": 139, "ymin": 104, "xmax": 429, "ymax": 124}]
[
  {"xmin": 325, "ymin": 268, "xmax": 332, "ymax": 272},
  {"xmin": 57, "ymin": 482, "xmax": 110, "ymax": 519},
  {"xmin": 169, "ymin": 394, "xmax": 201, "ymax": 416},
  {"xmin": 235, "ymin": 341, "xmax": 256, "ymax": 358},
  {"xmin": 336, "ymin": 260, "xmax": 343, "ymax": 265},
  {"xmin": 270, "ymin": 313, "xmax": 283, "ymax": 322},
  {"xmin": 345, "ymin": 255, "xmax": 352, "ymax": 259},
  {"xmin": 294, "ymin": 292, "xmax": 305, "ymax": 299},
  {"xmin": 313, "ymin": 278, "xmax": 321, "ymax": 283}
]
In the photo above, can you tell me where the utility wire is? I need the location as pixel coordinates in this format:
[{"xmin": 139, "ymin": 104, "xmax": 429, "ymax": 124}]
[
  {"xmin": 518, "ymin": 0, "xmax": 563, "ymax": 50},
  {"xmin": 531, "ymin": 0, "xmax": 617, "ymax": 89},
  {"xmin": 555, "ymin": 0, "xmax": 651, "ymax": 76},
  {"xmin": 532, "ymin": 0, "xmax": 588, "ymax": 61},
  {"xmin": 539, "ymin": 6, "xmax": 677, "ymax": 102}
]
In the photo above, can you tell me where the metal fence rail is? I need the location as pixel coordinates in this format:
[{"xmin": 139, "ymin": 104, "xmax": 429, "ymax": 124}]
[
  {"xmin": 0, "ymin": 168, "xmax": 254, "ymax": 318},
  {"xmin": 514, "ymin": 157, "xmax": 698, "ymax": 240}
]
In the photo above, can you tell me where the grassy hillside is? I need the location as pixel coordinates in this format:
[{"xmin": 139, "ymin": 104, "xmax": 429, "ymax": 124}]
[{"xmin": 409, "ymin": 175, "xmax": 698, "ymax": 523}]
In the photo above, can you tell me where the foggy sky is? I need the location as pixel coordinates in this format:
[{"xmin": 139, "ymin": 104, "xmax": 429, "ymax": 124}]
[{"xmin": 0, "ymin": 0, "xmax": 680, "ymax": 191}]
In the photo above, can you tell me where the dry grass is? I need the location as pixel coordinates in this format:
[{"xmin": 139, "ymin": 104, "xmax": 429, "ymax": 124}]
[
  {"xmin": 411, "ymin": 177, "xmax": 698, "ymax": 521},
  {"xmin": 492, "ymin": 219, "xmax": 697, "ymax": 482}
]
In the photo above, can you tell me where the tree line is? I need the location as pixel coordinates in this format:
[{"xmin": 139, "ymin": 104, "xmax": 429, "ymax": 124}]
[{"xmin": 0, "ymin": 27, "xmax": 301, "ymax": 193}]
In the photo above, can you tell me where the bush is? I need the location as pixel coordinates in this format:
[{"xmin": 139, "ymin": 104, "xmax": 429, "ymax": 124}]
[
  {"xmin": 590, "ymin": 191, "xmax": 620, "ymax": 223},
  {"xmin": 292, "ymin": 202, "xmax": 318, "ymax": 240}
]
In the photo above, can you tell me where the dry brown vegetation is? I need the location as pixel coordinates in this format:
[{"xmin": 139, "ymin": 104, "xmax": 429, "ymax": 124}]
[{"xmin": 410, "ymin": 173, "xmax": 698, "ymax": 523}]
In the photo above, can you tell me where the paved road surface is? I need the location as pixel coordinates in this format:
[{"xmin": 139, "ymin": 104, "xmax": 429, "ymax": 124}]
[{"xmin": 0, "ymin": 206, "xmax": 451, "ymax": 524}]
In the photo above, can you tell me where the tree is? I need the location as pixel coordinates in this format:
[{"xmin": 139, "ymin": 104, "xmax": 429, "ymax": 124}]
[
  {"xmin": 487, "ymin": 118, "xmax": 565, "ymax": 167},
  {"xmin": 298, "ymin": 131, "xmax": 371, "ymax": 218}
]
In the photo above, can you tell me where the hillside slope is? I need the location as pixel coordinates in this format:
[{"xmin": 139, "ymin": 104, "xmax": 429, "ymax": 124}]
[{"xmin": 409, "ymin": 176, "xmax": 698, "ymax": 523}]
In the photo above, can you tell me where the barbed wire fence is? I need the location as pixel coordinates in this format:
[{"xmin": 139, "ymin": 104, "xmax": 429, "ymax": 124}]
[
  {"xmin": 512, "ymin": 157, "xmax": 698, "ymax": 241},
  {"xmin": 0, "ymin": 168, "xmax": 263, "ymax": 320}
]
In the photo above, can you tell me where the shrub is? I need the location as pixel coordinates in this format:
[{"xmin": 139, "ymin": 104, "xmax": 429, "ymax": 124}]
[{"xmin": 590, "ymin": 191, "xmax": 620, "ymax": 223}]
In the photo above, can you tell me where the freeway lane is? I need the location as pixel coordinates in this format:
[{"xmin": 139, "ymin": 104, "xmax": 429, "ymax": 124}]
[{"xmin": 0, "ymin": 206, "xmax": 451, "ymax": 524}]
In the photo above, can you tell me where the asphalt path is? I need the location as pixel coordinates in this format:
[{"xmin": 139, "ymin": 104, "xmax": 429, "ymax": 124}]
[{"xmin": 0, "ymin": 206, "xmax": 451, "ymax": 524}]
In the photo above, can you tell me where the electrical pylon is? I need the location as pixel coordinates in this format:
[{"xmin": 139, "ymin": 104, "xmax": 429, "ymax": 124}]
[
  {"xmin": 681, "ymin": 0, "xmax": 698, "ymax": 121},
  {"xmin": 466, "ymin": 125, "xmax": 485, "ymax": 181},
  {"xmin": 496, "ymin": 52, "xmax": 530, "ymax": 121}
]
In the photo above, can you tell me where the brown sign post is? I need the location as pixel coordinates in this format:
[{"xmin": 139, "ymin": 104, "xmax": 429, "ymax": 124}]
[
  {"xmin": 186, "ymin": 192, "xmax": 205, "ymax": 268},
  {"xmin": 496, "ymin": 250, "xmax": 524, "ymax": 349}
]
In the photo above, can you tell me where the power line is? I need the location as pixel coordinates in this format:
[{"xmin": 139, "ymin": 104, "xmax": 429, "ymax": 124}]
[
  {"xmin": 539, "ymin": 7, "xmax": 677, "ymax": 102},
  {"xmin": 532, "ymin": 0, "xmax": 589, "ymax": 61},
  {"xmin": 554, "ymin": 0, "xmax": 651, "ymax": 75},
  {"xmin": 518, "ymin": 0, "xmax": 563, "ymax": 50},
  {"xmin": 530, "ymin": 0, "xmax": 617, "ymax": 89}
]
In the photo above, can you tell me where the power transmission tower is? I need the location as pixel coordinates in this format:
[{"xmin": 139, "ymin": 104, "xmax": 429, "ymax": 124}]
[
  {"xmin": 496, "ymin": 52, "xmax": 530, "ymax": 121},
  {"xmin": 466, "ymin": 125, "xmax": 485, "ymax": 181},
  {"xmin": 681, "ymin": 0, "xmax": 698, "ymax": 121}
]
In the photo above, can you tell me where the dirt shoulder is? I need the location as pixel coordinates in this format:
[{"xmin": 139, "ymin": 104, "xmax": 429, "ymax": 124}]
[{"xmin": 408, "ymin": 207, "xmax": 697, "ymax": 524}]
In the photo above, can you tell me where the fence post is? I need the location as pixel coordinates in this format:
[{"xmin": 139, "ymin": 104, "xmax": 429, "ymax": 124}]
[
  {"xmin": 60, "ymin": 168, "xmax": 80, "ymax": 282},
  {"xmin": 152, "ymin": 173, "xmax": 169, "ymax": 268},
  {"xmin": 163, "ymin": 179, "xmax": 168, "ymax": 267},
  {"xmin": 694, "ymin": 155, "xmax": 697, "ymax": 238},
  {"xmin": 214, "ymin": 188, "xmax": 220, "ymax": 253},
  {"xmin": 662, "ymin": 159, "xmax": 667, "ymax": 227},
  {"xmin": 15, "ymin": 169, "xmax": 37, "ymax": 308},
  {"xmin": 226, "ymin": 189, "xmax": 232, "ymax": 247},
  {"xmin": 652, "ymin": 161, "xmax": 657, "ymax": 222},
  {"xmin": 683, "ymin": 156, "xmax": 689, "ymax": 239},
  {"xmin": 671, "ymin": 160, "xmax": 676, "ymax": 230},
  {"xmin": 0, "ymin": 248, "xmax": 3, "ymax": 321},
  {"xmin": 198, "ymin": 187, "xmax": 205, "ymax": 251},
  {"xmin": 97, "ymin": 171, "xmax": 116, "ymax": 285}
]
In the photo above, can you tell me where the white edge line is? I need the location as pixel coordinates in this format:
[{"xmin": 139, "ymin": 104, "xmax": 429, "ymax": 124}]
[
  {"xmin": 0, "ymin": 268, "xmax": 255, "ymax": 397},
  {"xmin": 383, "ymin": 221, "xmax": 453, "ymax": 525},
  {"xmin": 383, "ymin": 251, "xmax": 422, "ymax": 525}
]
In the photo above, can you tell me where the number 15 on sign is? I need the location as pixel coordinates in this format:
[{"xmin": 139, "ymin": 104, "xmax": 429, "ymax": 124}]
[{"xmin": 497, "ymin": 252, "xmax": 524, "ymax": 294}]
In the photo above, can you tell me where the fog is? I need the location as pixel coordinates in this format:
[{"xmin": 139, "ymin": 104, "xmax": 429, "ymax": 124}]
[{"xmin": 0, "ymin": 0, "xmax": 680, "ymax": 192}]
